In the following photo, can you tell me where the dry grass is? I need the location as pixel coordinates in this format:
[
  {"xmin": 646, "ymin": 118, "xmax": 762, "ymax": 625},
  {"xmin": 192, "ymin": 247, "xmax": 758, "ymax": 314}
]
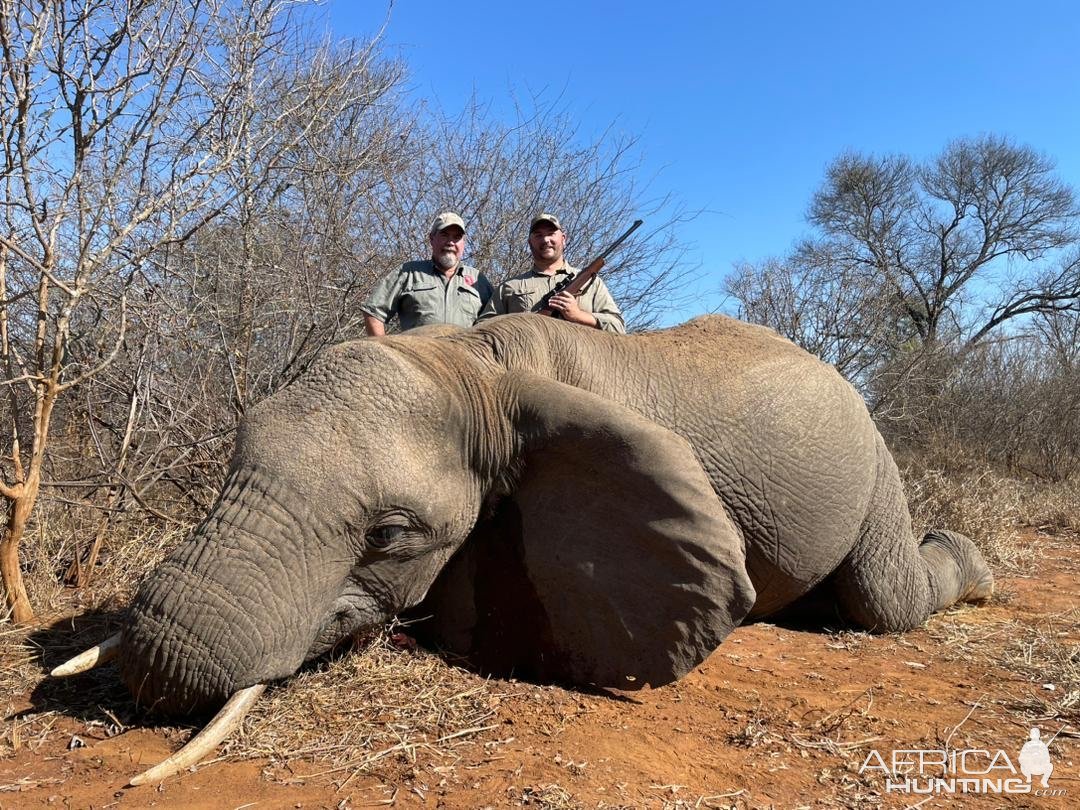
[
  {"xmin": 899, "ymin": 447, "xmax": 1079, "ymax": 573},
  {"xmin": 1, "ymin": 511, "xmax": 193, "ymax": 762},
  {"xmin": 1, "ymin": 618, "xmax": 507, "ymax": 784},
  {"xmin": 512, "ymin": 782, "xmax": 582, "ymax": 808},
  {"xmin": 15, "ymin": 503, "xmax": 192, "ymax": 622},
  {"xmin": 901, "ymin": 463, "xmax": 1033, "ymax": 573},
  {"xmin": 1015, "ymin": 479, "xmax": 1080, "ymax": 535},
  {"xmin": 221, "ymin": 630, "xmax": 508, "ymax": 784},
  {"xmin": 998, "ymin": 609, "xmax": 1080, "ymax": 727},
  {"xmin": 926, "ymin": 601, "xmax": 1078, "ymax": 731}
]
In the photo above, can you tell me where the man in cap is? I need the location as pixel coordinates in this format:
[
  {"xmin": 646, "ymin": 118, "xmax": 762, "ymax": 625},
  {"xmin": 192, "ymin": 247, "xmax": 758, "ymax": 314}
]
[
  {"xmin": 361, "ymin": 212, "xmax": 493, "ymax": 336},
  {"xmin": 478, "ymin": 213, "xmax": 626, "ymax": 333}
]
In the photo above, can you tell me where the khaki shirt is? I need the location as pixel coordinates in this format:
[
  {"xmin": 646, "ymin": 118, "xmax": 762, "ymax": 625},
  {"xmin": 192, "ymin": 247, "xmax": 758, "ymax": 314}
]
[
  {"xmin": 478, "ymin": 264, "xmax": 626, "ymax": 334},
  {"xmin": 360, "ymin": 260, "xmax": 493, "ymax": 331}
]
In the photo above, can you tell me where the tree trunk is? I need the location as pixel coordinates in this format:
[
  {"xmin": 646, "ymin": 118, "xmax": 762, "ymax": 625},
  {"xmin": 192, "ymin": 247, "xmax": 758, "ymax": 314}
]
[{"xmin": 1, "ymin": 493, "xmax": 36, "ymax": 623}]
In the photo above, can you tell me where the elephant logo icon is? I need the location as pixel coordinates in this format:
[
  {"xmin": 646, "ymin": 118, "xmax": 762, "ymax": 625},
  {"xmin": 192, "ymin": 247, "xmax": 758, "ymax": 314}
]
[{"xmin": 1018, "ymin": 727, "xmax": 1054, "ymax": 788}]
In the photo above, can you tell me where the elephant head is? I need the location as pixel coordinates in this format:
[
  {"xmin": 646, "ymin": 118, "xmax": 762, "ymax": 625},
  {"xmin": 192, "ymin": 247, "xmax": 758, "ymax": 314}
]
[{"xmin": 112, "ymin": 323, "xmax": 756, "ymax": 719}]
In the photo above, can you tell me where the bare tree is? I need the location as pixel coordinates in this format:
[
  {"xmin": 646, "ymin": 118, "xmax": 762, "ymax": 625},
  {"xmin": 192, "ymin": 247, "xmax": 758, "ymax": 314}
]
[
  {"xmin": 727, "ymin": 242, "xmax": 900, "ymax": 383},
  {"xmin": 811, "ymin": 136, "xmax": 1078, "ymax": 346},
  {"xmin": 44, "ymin": 41, "xmax": 410, "ymax": 577},
  {"xmin": 188, "ymin": 32, "xmax": 406, "ymax": 411},
  {"xmin": 1035, "ymin": 301, "xmax": 1080, "ymax": 370},
  {"xmin": 729, "ymin": 136, "xmax": 1079, "ymax": 411},
  {"xmin": 0, "ymin": 0, "xmax": 397, "ymax": 621}
]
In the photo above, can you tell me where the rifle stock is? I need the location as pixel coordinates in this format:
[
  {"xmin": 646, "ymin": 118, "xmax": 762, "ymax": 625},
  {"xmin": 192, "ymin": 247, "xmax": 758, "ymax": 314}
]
[{"xmin": 536, "ymin": 257, "xmax": 605, "ymax": 317}]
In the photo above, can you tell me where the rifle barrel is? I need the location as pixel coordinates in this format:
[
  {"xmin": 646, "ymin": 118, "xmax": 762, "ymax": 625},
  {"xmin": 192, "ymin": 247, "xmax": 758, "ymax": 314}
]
[{"xmin": 594, "ymin": 219, "xmax": 643, "ymax": 264}]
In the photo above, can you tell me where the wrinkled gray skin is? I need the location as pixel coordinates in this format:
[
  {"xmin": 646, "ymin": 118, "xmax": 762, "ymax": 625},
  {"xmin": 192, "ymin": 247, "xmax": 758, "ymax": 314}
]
[{"xmin": 120, "ymin": 315, "xmax": 993, "ymax": 714}]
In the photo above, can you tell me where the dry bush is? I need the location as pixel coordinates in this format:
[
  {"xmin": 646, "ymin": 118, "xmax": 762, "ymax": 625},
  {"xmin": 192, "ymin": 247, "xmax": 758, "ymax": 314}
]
[
  {"xmin": 898, "ymin": 459, "xmax": 1032, "ymax": 573},
  {"xmin": 896, "ymin": 421, "xmax": 1079, "ymax": 559},
  {"xmin": 0, "ymin": 504, "xmax": 194, "ymax": 727},
  {"xmin": 918, "ymin": 333, "xmax": 1080, "ymax": 483},
  {"xmin": 12, "ymin": 500, "xmax": 194, "ymax": 624},
  {"xmin": 1014, "ymin": 479, "xmax": 1080, "ymax": 536},
  {"xmin": 0, "ymin": 621, "xmax": 37, "ymax": 698}
]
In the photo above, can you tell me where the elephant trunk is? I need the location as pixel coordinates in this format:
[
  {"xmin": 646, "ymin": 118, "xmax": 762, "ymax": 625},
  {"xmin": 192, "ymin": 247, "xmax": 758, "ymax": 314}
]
[{"xmin": 119, "ymin": 467, "xmax": 348, "ymax": 715}]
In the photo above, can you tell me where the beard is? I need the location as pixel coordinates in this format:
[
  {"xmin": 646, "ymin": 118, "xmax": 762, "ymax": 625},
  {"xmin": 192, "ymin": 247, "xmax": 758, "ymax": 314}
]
[{"xmin": 433, "ymin": 250, "xmax": 458, "ymax": 271}]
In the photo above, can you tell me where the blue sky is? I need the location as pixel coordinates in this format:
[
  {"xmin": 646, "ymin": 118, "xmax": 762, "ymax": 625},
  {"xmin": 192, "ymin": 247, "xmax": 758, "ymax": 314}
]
[{"xmin": 328, "ymin": 1, "xmax": 1080, "ymax": 323}]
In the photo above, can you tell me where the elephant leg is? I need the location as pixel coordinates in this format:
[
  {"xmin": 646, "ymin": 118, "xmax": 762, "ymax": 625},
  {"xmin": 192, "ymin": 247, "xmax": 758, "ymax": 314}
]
[{"xmin": 830, "ymin": 435, "xmax": 994, "ymax": 633}]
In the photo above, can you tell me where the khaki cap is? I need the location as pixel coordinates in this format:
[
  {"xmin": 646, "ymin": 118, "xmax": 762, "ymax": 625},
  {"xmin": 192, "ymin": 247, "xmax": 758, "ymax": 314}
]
[
  {"xmin": 529, "ymin": 213, "xmax": 562, "ymax": 232},
  {"xmin": 429, "ymin": 211, "xmax": 466, "ymax": 235}
]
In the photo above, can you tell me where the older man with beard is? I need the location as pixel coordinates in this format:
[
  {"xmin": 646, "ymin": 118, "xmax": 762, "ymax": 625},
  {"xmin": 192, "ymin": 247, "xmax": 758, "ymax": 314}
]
[
  {"xmin": 361, "ymin": 212, "xmax": 493, "ymax": 336},
  {"xmin": 478, "ymin": 213, "xmax": 626, "ymax": 333}
]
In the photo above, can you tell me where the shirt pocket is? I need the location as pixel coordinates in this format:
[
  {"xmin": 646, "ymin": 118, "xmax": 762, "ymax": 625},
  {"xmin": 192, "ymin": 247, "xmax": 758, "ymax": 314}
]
[
  {"xmin": 510, "ymin": 290, "xmax": 538, "ymax": 312},
  {"xmin": 456, "ymin": 284, "xmax": 482, "ymax": 317},
  {"xmin": 402, "ymin": 283, "xmax": 441, "ymax": 313}
]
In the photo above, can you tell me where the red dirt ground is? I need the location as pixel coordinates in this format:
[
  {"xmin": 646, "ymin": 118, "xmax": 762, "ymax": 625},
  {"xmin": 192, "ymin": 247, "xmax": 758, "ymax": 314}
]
[{"xmin": 3, "ymin": 532, "xmax": 1077, "ymax": 809}]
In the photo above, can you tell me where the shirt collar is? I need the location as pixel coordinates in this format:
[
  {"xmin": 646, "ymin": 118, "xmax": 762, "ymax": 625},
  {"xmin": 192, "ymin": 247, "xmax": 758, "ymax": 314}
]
[
  {"xmin": 428, "ymin": 259, "xmax": 463, "ymax": 276},
  {"xmin": 530, "ymin": 263, "xmax": 574, "ymax": 277}
]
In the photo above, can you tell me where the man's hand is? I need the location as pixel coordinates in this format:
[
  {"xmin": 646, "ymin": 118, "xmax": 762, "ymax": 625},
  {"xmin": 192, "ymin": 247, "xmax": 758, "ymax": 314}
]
[
  {"xmin": 363, "ymin": 314, "xmax": 387, "ymax": 337},
  {"xmin": 547, "ymin": 290, "xmax": 599, "ymax": 328}
]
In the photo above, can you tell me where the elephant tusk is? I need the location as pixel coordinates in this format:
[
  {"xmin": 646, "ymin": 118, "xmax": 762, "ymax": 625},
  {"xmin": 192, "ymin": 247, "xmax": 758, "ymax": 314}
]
[
  {"xmin": 50, "ymin": 632, "xmax": 122, "ymax": 677},
  {"xmin": 127, "ymin": 683, "xmax": 266, "ymax": 786}
]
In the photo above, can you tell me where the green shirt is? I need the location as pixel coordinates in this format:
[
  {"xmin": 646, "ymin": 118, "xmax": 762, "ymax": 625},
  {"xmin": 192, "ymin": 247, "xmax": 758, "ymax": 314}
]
[
  {"xmin": 477, "ymin": 264, "xmax": 626, "ymax": 334},
  {"xmin": 360, "ymin": 260, "xmax": 493, "ymax": 331}
]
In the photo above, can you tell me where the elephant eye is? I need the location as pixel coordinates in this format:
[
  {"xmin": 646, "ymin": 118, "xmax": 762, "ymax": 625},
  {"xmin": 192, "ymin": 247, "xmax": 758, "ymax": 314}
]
[{"xmin": 367, "ymin": 524, "xmax": 407, "ymax": 550}]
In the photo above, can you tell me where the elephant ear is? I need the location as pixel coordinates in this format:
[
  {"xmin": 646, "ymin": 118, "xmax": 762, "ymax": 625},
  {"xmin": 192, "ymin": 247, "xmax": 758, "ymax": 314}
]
[{"xmin": 417, "ymin": 372, "xmax": 756, "ymax": 689}]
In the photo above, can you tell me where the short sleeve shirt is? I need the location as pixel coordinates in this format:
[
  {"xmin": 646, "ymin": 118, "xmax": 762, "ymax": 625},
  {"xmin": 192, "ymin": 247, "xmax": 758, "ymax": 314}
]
[
  {"xmin": 360, "ymin": 261, "xmax": 493, "ymax": 331},
  {"xmin": 477, "ymin": 264, "xmax": 626, "ymax": 334}
]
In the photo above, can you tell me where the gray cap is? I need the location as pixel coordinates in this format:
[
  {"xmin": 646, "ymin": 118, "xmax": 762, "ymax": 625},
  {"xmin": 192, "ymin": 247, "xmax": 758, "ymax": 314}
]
[
  {"xmin": 529, "ymin": 213, "xmax": 562, "ymax": 232},
  {"xmin": 429, "ymin": 211, "xmax": 466, "ymax": 235}
]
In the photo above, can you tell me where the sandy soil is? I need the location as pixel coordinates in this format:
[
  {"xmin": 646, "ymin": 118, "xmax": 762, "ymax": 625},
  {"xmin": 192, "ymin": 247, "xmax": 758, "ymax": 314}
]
[{"xmin": 2, "ymin": 532, "xmax": 1077, "ymax": 809}]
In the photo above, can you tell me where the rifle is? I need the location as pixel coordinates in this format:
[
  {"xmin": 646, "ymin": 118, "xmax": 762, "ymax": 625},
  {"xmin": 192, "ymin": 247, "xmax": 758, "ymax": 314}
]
[{"xmin": 537, "ymin": 219, "xmax": 643, "ymax": 317}]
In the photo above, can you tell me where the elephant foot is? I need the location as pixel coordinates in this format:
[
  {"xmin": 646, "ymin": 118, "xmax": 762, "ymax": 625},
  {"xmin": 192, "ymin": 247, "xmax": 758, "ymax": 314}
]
[
  {"xmin": 921, "ymin": 529, "xmax": 994, "ymax": 607},
  {"xmin": 964, "ymin": 570, "xmax": 995, "ymax": 602}
]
